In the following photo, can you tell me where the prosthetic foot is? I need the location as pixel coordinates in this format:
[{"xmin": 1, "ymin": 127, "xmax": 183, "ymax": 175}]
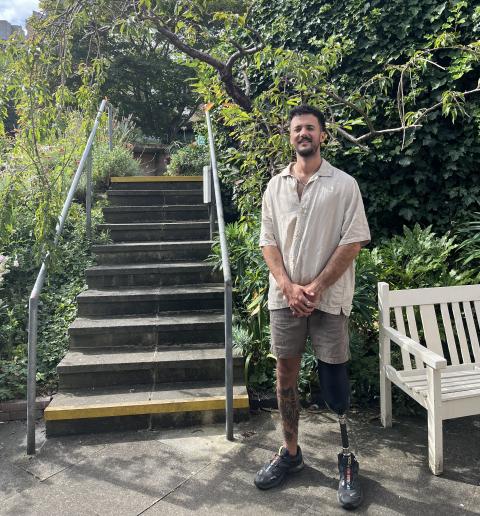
[
  {"xmin": 337, "ymin": 414, "xmax": 363, "ymax": 510},
  {"xmin": 317, "ymin": 360, "xmax": 363, "ymax": 510}
]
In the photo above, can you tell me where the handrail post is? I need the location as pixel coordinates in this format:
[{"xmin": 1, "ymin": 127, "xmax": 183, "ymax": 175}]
[
  {"xmin": 86, "ymin": 150, "xmax": 92, "ymax": 241},
  {"xmin": 108, "ymin": 103, "xmax": 113, "ymax": 151},
  {"xmin": 209, "ymin": 166, "xmax": 215, "ymax": 241},
  {"xmin": 26, "ymin": 262, "xmax": 47, "ymax": 455},
  {"xmin": 26, "ymin": 99, "xmax": 108, "ymax": 454},
  {"xmin": 205, "ymin": 107, "xmax": 234, "ymax": 441},
  {"xmin": 26, "ymin": 297, "xmax": 38, "ymax": 455},
  {"xmin": 225, "ymin": 281, "xmax": 234, "ymax": 440}
]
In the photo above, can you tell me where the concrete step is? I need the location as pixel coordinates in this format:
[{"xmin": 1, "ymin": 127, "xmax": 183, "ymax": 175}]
[
  {"xmin": 97, "ymin": 221, "xmax": 210, "ymax": 242},
  {"xmin": 92, "ymin": 241, "xmax": 213, "ymax": 265},
  {"xmin": 107, "ymin": 190, "xmax": 203, "ymax": 206},
  {"xmin": 57, "ymin": 348, "xmax": 244, "ymax": 389},
  {"xmin": 44, "ymin": 382, "xmax": 249, "ymax": 437},
  {"xmin": 110, "ymin": 176, "xmax": 203, "ymax": 191},
  {"xmin": 69, "ymin": 311, "xmax": 225, "ymax": 349},
  {"xmin": 102, "ymin": 205, "xmax": 209, "ymax": 223},
  {"xmin": 86, "ymin": 262, "xmax": 219, "ymax": 288},
  {"xmin": 77, "ymin": 284, "xmax": 224, "ymax": 316}
]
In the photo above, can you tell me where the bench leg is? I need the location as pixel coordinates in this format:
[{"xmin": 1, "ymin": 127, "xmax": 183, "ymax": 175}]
[
  {"xmin": 427, "ymin": 368, "xmax": 443, "ymax": 475},
  {"xmin": 380, "ymin": 366, "xmax": 392, "ymax": 428}
]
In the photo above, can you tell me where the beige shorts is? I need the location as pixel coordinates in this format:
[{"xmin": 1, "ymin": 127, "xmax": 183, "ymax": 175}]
[{"xmin": 269, "ymin": 308, "xmax": 350, "ymax": 364}]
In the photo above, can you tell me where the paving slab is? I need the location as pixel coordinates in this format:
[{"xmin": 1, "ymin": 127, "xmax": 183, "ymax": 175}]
[
  {"xmin": 2, "ymin": 431, "xmax": 210, "ymax": 516},
  {"xmin": 0, "ymin": 462, "xmax": 38, "ymax": 503},
  {"xmin": 154, "ymin": 425, "xmax": 244, "ymax": 462},
  {"xmin": 1, "ymin": 411, "xmax": 480, "ymax": 515}
]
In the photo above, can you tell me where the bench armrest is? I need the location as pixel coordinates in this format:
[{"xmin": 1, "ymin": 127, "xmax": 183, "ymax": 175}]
[{"xmin": 383, "ymin": 326, "xmax": 447, "ymax": 370}]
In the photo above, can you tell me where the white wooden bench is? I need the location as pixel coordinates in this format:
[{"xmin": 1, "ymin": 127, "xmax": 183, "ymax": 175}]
[{"xmin": 378, "ymin": 282, "xmax": 480, "ymax": 475}]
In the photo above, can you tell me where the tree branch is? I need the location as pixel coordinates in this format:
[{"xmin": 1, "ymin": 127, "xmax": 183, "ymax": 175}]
[
  {"xmin": 140, "ymin": 14, "xmax": 254, "ymax": 111},
  {"xmin": 326, "ymin": 89, "xmax": 376, "ymax": 134}
]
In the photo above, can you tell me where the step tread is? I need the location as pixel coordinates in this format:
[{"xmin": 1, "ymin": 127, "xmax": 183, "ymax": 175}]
[
  {"xmin": 45, "ymin": 383, "xmax": 248, "ymax": 420},
  {"xmin": 77, "ymin": 284, "xmax": 224, "ymax": 301},
  {"xmin": 98, "ymin": 221, "xmax": 209, "ymax": 229},
  {"xmin": 58, "ymin": 347, "xmax": 237, "ymax": 372},
  {"xmin": 92, "ymin": 241, "xmax": 213, "ymax": 252},
  {"xmin": 111, "ymin": 176, "xmax": 203, "ymax": 182},
  {"xmin": 103, "ymin": 205, "xmax": 207, "ymax": 212},
  {"xmin": 86, "ymin": 262, "xmax": 213, "ymax": 274},
  {"xmin": 70, "ymin": 311, "xmax": 224, "ymax": 331},
  {"xmin": 108, "ymin": 189, "xmax": 203, "ymax": 195}
]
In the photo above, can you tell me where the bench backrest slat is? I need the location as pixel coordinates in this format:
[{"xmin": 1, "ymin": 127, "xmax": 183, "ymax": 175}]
[
  {"xmin": 451, "ymin": 302, "xmax": 472, "ymax": 364},
  {"xmin": 394, "ymin": 307, "xmax": 412, "ymax": 370},
  {"xmin": 464, "ymin": 301, "xmax": 480, "ymax": 362},
  {"xmin": 440, "ymin": 303, "xmax": 460, "ymax": 365},
  {"xmin": 379, "ymin": 282, "xmax": 480, "ymax": 369},
  {"xmin": 389, "ymin": 285, "xmax": 480, "ymax": 308},
  {"xmin": 405, "ymin": 306, "xmax": 425, "ymax": 368},
  {"xmin": 420, "ymin": 304, "xmax": 444, "ymax": 358},
  {"xmin": 475, "ymin": 301, "xmax": 480, "ymax": 324}
]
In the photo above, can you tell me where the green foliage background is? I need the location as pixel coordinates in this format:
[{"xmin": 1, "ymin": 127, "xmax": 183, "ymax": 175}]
[
  {"xmin": 235, "ymin": 0, "xmax": 480, "ymax": 238},
  {"xmin": 1, "ymin": 0, "xmax": 479, "ymax": 410}
]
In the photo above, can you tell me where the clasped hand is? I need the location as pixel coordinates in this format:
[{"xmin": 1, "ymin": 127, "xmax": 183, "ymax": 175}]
[{"xmin": 283, "ymin": 282, "xmax": 321, "ymax": 317}]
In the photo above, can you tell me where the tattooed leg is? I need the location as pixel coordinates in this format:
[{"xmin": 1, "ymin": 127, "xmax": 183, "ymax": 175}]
[{"xmin": 276, "ymin": 357, "xmax": 302, "ymax": 456}]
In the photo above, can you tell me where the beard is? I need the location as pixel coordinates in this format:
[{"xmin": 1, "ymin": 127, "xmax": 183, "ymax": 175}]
[{"xmin": 296, "ymin": 140, "xmax": 320, "ymax": 157}]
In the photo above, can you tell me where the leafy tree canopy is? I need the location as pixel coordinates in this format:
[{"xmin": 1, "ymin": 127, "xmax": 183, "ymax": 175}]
[{"xmin": 2, "ymin": 0, "xmax": 480, "ymax": 236}]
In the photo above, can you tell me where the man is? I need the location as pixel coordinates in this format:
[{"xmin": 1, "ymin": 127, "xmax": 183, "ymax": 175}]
[{"xmin": 254, "ymin": 104, "xmax": 371, "ymax": 510}]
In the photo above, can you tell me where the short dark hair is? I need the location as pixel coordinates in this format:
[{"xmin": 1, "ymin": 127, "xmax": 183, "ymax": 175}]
[{"xmin": 289, "ymin": 104, "xmax": 326, "ymax": 131}]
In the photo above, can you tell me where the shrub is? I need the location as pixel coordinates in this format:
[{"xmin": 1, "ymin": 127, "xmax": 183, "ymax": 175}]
[
  {"xmin": 0, "ymin": 203, "xmax": 106, "ymax": 401},
  {"xmin": 166, "ymin": 143, "xmax": 209, "ymax": 176},
  {"xmin": 76, "ymin": 144, "xmax": 141, "ymax": 201},
  {"xmin": 456, "ymin": 213, "xmax": 480, "ymax": 282},
  {"xmin": 215, "ymin": 219, "xmax": 479, "ymax": 409}
]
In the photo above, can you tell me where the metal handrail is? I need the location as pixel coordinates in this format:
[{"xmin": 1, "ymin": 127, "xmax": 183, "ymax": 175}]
[
  {"xmin": 26, "ymin": 98, "xmax": 113, "ymax": 454},
  {"xmin": 204, "ymin": 106, "xmax": 234, "ymax": 441}
]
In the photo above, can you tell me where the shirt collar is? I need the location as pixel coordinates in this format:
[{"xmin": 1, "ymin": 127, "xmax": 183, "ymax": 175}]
[{"xmin": 280, "ymin": 159, "xmax": 333, "ymax": 179}]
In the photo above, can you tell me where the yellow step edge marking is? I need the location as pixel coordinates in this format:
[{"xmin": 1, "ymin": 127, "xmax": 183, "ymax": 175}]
[
  {"xmin": 44, "ymin": 395, "xmax": 250, "ymax": 421},
  {"xmin": 111, "ymin": 176, "xmax": 203, "ymax": 182}
]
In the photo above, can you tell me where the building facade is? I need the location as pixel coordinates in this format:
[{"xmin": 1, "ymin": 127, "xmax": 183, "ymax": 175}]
[{"xmin": 0, "ymin": 20, "xmax": 22, "ymax": 40}]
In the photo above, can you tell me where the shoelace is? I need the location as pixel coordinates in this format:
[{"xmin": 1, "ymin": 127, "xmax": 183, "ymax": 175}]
[
  {"xmin": 267, "ymin": 448, "xmax": 293, "ymax": 471},
  {"xmin": 341, "ymin": 455, "xmax": 354, "ymax": 490},
  {"xmin": 266, "ymin": 452, "xmax": 283, "ymax": 471}
]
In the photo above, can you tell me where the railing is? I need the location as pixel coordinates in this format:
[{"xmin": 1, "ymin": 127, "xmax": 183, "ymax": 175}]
[
  {"xmin": 204, "ymin": 105, "xmax": 234, "ymax": 441},
  {"xmin": 26, "ymin": 99, "xmax": 113, "ymax": 455}
]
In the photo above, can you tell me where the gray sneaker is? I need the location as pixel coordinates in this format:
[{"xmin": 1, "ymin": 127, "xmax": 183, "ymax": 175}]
[
  {"xmin": 337, "ymin": 452, "xmax": 363, "ymax": 510},
  {"xmin": 254, "ymin": 445, "xmax": 304, "ymax": 490}
]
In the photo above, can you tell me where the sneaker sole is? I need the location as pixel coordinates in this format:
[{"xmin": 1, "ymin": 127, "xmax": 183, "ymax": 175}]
[{"xmin": 254, "ymin": 460, "xmax": 305, "ymax": 490}]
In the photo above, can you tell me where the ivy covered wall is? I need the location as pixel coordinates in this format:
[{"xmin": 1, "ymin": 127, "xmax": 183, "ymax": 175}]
[{"xmin": 253, "ymin": 0, "xmax": 480, "ymax": 239}]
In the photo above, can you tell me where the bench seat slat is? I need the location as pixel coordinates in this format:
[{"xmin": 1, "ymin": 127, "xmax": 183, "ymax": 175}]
[
  {"xmin": 397, "ymin": 365, "xmax": 479, "ymax": 382},
  {"xmin": 443, "ymin": 389, "xmax": 480, "ymax": 401},
  {"xmin": 396, "ymin": 368, "xmax": 480, "ymax": 398},
  {"xmin": 411, "ymin": 379, "xmax": 480, "ymax": 395}
]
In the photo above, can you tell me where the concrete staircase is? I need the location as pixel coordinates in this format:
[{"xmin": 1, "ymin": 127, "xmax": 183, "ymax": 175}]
[{"xmin": 45, "ymin": 176, "xmax": 249, "ymax": 436}]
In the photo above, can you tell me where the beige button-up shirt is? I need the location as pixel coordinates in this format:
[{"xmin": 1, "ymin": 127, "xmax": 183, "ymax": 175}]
[{"xmin": 259, "ymin": 159, "xmax": 371, "ymax": 315}]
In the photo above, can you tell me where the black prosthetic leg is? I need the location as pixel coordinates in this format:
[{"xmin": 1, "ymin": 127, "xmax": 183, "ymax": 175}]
[{"xmin": 317, "ymin": 360, "xmax": 363, "ymax": 510}]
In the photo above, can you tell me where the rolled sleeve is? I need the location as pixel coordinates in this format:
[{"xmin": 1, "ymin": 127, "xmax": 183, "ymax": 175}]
[
  {"xmin": 339, "ymin": 180, "xmax": 371, "ymax": 247},
  {"xmin": 259, "ymin": 186, "xmax": 277, "ymax": 247}
]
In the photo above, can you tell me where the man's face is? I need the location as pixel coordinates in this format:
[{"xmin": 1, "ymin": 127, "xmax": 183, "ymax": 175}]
[{"xmin": 289, "ymin": 114, "xmax": 326, "ymax": 157}]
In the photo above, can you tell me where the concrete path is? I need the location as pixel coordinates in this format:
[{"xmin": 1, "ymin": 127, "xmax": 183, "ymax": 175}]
[{"xmin": 1, "ymin": 409, "xmax": 479, "ymax": 515}]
